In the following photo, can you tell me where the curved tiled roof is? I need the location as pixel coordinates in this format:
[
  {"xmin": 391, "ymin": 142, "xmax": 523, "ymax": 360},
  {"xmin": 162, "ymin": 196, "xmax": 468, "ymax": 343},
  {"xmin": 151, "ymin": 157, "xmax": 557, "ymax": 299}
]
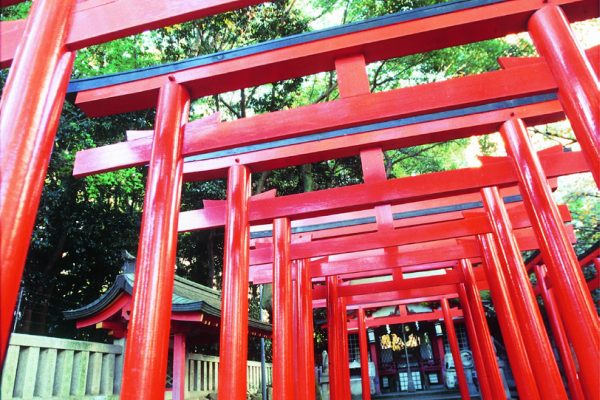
[{"xmin": 63, "ymin": 273, "xmax": 270, "ymax": 332}]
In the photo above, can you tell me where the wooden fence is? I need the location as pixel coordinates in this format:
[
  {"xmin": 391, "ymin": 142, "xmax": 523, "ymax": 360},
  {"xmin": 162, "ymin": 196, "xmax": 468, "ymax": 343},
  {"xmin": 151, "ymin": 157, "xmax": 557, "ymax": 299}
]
[
  {"xmin": 1, "ymin": 333, "xmax": 272, "ymax": 399},
  {"xmin": 185, "ymin": 354, "xmax": 272, "ymax": 398}
]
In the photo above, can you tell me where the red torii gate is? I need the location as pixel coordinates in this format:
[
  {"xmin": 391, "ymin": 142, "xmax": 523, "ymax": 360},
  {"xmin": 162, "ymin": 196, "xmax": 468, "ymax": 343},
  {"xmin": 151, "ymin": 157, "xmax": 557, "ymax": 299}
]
[
  {"xmin": 1, "ymin": 0, "xmax": 599, "ymax": 400},
  {"xmin": 0, "ymin": 0, "xmax": 276, "ymax": 368},
  {"xmin": 243, "ymin": 189, "xmax": 577, "ymax": 399}
]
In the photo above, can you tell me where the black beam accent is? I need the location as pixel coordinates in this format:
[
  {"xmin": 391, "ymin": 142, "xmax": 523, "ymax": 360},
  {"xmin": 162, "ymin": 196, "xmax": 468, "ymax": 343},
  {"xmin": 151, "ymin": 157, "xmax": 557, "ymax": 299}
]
[
  {"xmin": 184, "ymin": 93, "xmax": 558, "ymax": 164},
  {"xmin": 250, "ymin": 194, "xmax": 523, "ymax": 239}
]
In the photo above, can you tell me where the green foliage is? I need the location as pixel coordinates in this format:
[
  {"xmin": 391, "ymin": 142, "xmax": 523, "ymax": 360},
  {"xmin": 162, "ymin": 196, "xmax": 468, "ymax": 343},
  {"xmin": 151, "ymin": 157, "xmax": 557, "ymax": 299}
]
[
  {"xmin": 553, "ymin": 173, "xmax": 600, "ymax": 254},
  {"xmin": 73, "ymin": 36, "xmax": 160, "ymax": 78},
  {"xmin": 0, "ymin": 1, "xmax": 30, "ymax": 20}
]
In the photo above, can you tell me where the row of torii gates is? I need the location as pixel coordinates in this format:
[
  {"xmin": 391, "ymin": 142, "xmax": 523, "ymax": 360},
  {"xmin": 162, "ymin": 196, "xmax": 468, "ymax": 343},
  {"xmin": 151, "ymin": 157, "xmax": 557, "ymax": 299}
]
[{"xmin": 0, "ymin": 0, "xmax": 599, "ymax": 399}]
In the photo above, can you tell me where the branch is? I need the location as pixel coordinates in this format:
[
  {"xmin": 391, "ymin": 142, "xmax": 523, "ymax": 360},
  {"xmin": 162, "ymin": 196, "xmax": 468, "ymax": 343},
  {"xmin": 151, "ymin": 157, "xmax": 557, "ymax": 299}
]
[
  {"xmin": 313, "ymin": 71, "xmax": 336, "ymax": 103},
  {"xmin": 219, "ymin": 97, "xmax": 242, "ymax": 119}
]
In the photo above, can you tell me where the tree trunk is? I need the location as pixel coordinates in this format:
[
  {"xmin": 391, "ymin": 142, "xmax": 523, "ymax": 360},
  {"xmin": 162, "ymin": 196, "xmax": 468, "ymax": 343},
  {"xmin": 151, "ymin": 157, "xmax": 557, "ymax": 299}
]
[
  {"xmin": 255, "ymin": 171, "xmax": 271, "ymax": 195},
  {"xmin": 302, "ymin": 164, "xmax": 313, "ymax": 192}
]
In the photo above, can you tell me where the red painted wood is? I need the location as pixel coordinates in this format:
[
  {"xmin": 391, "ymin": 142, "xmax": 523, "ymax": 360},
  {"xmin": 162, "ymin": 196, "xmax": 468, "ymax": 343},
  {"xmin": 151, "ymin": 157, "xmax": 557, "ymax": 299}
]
[
  {"xmin": 478, "ymin": 234, "xmax": 540, "ymax": 400},
  {"xmin": 534, "ymin": 265, "xmax": 585, "ymax": 400},
  {"xmin": 359, "ymin": 148, "xmax": 387, "ymax": 184},
  {"xmin": 357, "ymin": 308, "xmax": 371, "ymax": 400},
  {"xmin": 182, "ymin": 100, "xmax": 565, "ymax": 181},
  {"xmin": 459, "ymin": 260, "xmax": 506, "ymax": 399},
  {"xmin": 529, "ymin": 5, "xmax": 600, "ymax": 186},
  {"xmin": 336, "ymin": 54, "xmax": 370, "ymax": 98},
  {"xmin": 341, "ymin": 290, "xmax": 461, "ymax": 310},
  {"xmin": 72, "ymin": 0, "xmax": 599, "ymax": 116},
  {"xmin": 249, "ymin": 185, "xmax": 526, "ymax": 244},
  {"xmin": 441, "ymin": 298, "xmax": 470, "ymax": 400},
  {"xmin": 500, "ymin": 118, "xmax": 600, "ymax": 398},
  {"xmin": 319, "ymin": 262, "xmax": 458, "ymax": 285},
  {"xmin": 0, "ymin": 0, "xmax": 27, "ymax": 6},
  {"xmin": 327, "ymin": 276, "xmax": 342, "ymax": 400},
  {"xmin": 0, "ymin": 0, "xmax": 268, "ymax": 68},
  {"xmin": 120, "ymin": 82, "xmax": 189, "ymax": 400},
  {"xmin": 292, "ymin": 267, "xmax": 300, "ymax": 400},
  {"xmin": 75, "ymin": 294, "xmax": 131, "ymax": 329},
  {"xmin": 346, "ymin": 297, "xmax": 449, "ymax": 313},
  {"xmin": 250, "ymin": 225, "xmax": 576, "ymax": 285},
  {"xmin": 179, "ymin": 150, "xmax": 587, "ymax": 232},
  {"xmin": 217, "ymin": 165, "xmax": 251, "ymax": 400},
  {"xmin": 348, "ymin": 308, "xmax": 463, "ymax": 330},
  {"xmin": 272, "ymin": 218, "xmax": 294, "ymax": 400},
  {"xmin": 0, "ymin": 19, "xmax": 26, "ymax": 67},
  {"xmin": 248, "ymin": 204, "xmax": 567, "ymax": 265},
  {"xmin": 72, "ymin": 53, "xmax": 587, "ymax": 177},
  {"xmin": 337, "ymin": 53, "xmax": 391, "ymax": 253},
  {"xmin": 172, "ymin": 334, "xmax": 186, "ymax": 400},
  {"xmin": 310, "ymin": 228, "xmax": 570, "ymax": 310},
  {"xmin": 457, "ymin": 285, "xmax": 492, "ymax": 400},
  {"xmin": 578, "ymin": 247, "xmax": 600, "ymax": 268},
  {"xmin": 481, "ymin": 187, "xmax": 568, "ymax": 400},
  {"xmin": 0, "ymin": 0, "xmax": 76, "ymax": 363},
  {"xmin": 339, "ymin": 296, "xmax": 352, "ymax": 399},
  {"xmin": 586, "ymin": 270, "xmax": 600, "ymax": 292},
  {"xmin": 297, "ymin": 259, "xmax": 316, "ymax": 400},
  {"xmin": 335, "ymin": 268, "xmax": 487, "ymax": 299}
]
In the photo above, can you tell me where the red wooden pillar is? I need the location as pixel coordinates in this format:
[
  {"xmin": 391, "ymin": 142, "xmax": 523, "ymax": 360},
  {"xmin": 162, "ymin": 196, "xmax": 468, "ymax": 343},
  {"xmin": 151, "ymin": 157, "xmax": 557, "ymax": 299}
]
[
  {"xmin": 0, "ymin": 0, "xmax": 77, "ymax": 362},
  {"xmin": 358, "ymin": 308, "xmax": 371, "ymax": 400},
  {"xmin": 441, "ymin": 298, "xmax": 470, "ymax": 400},
  {"xmin": 217, "ymin": 164, "xmax": 251, "ymax": 400},
  {"xmin": 481, "ymin": 187, "xmax": 568, "ymax": 400},
  {"xmin": 499, "ymin": 118, "xmax": 599, "ymax": 398},
  {"xmin": 273, "ymin": 218, "xmax": 294, "ymax": 400},
  {"xmin": 339, "ymin": 296, "xmax": 352, "ymax": 400},
  {"xmin": 297, "ymin": 259, "xmax": 316, "ymax": 400},
  {"xmin": 457, "ymin": 285, "xmax": 493, "ymax": 400},
  {"xmin": 121, "ymin": 80, "xmax": 190, "ymax": 400},
  {"xmin": 534, "ymin": 264, "xmax": 585, "ymax": 400},
  {"xmin": 478, "ymin": 234, "xmax": 541, "ymax": 400},
  {"xmin": 529, "ymin": 5, "xmax": 600, "ymax": 186},
  {"xmin": 292, "ymin": 261, "xmax": 300, "ymax": 400},
  {"xmin": 172, "ymin": 334, "xmax": 186, "ymax": 400},
  {"xmin": 459, "ymin": 260, "xmax": 506, "ymax": 399},
  {"xmin": 327, "ymin": 276, "xmax": 342, "ymax": 400},
  {"xmin": 435, "ymin": 337, "xmax": 445, "ymax": 384}
]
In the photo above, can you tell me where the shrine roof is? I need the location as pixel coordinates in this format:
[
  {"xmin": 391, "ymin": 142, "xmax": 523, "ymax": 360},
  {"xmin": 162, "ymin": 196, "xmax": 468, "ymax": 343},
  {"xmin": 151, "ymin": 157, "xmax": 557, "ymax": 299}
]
[{"xmin": 63, "ymin": 273, "xmax": 271, "ymax": 332}]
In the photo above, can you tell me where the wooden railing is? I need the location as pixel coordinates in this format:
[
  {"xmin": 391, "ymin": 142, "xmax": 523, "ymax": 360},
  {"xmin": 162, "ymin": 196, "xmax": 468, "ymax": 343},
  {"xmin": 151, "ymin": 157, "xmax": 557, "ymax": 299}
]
[
  {"xmin": 186, "ymin": 354, "xmax": 272, "ymax": 397},
  {"xmin": 2, "ymin": 334, "xmax": 272, "ymax": 399},
  {"xmin": 1, "ymin": 333, "xmax": 124, "ymax": 399}
]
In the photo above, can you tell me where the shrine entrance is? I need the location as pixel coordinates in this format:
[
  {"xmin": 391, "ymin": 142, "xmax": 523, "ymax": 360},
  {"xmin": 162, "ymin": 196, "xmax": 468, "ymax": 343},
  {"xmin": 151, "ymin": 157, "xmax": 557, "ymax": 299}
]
[{"xmin": 1, "ymin": 0, "xmax": 598, "ymax": 400}]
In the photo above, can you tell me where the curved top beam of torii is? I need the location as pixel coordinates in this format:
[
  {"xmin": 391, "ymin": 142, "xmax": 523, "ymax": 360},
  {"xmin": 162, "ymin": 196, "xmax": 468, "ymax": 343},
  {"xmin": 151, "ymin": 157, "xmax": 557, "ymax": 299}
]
[
  {"xmin": 247, "ymin": 203, "xmax": 570, "ymax": 265},
  {"xmin": 247, "ymin": 203, "xmax": 574, "ymax": 282},
  {"xmin": 307, "ymin": 225, "xmax": 574, "ymax": 310},
  {"xmin": 71, "ymin": 47, "xmax": 599, "ymax": 180},
  {"xmin": 59, "ymin": 0, "xmax": 598, "ymax": 116},
  {"xmin": 247, "ymin": 185, "xmax": 527, "ymax": 241},
  {"xmin": 178, "ymin": 148, "xmax": 589, "ymax": 230}
]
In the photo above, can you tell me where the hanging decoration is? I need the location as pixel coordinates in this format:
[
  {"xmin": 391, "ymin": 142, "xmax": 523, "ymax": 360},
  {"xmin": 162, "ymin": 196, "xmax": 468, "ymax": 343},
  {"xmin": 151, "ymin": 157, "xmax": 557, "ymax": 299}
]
[{"xmin": 380, "ymin": 331, "xmax": 421, "ymax": 351}]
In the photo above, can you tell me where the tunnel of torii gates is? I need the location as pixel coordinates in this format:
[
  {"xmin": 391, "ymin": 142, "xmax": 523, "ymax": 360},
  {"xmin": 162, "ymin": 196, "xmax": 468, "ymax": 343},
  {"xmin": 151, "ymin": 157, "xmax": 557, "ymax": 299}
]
[{"xmin": 0, "ymin": 0, "xmax": 599, "ymax": 399}]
